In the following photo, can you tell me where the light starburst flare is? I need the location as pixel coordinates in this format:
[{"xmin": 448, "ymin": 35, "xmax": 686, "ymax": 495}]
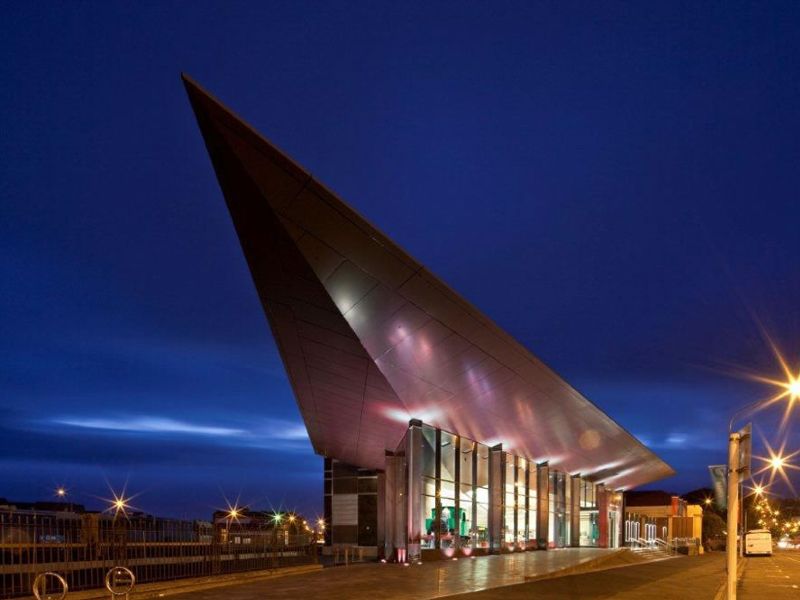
[
  {"xmin": 103, "ymin": 488, "xmax": 138, "ymax": 520},
  {"xmin": 753, "ymin": 437, "xmax": 800, "ymax": 495},
  {"xmin": 735, "ymin": 332, "xmax": 800, "ymax": 431}
]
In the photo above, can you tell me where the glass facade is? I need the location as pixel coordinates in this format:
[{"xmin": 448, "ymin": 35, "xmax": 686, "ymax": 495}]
[
  {"xmin": 527, "ymin": 466, "xmax": 537, "ymax": 546},
  {"xmin": 420, "ymin": 425, "xmax": 437, "ymax": 550},
  {"xmin": 504, "ymin": 457, "xmax": 516, "ymax": 545},
  {"xmin": 386, "ymin": 420, "xmax": 617, "ymax": 558},
  {"xmin": 475, "ymin": 444, "xmax": 489, "ymax": 547},
  {"xmin": 548, "ymin": 471, "xmax": 569, "ymax": 548},
  {"xmin": 439, "ymin": 430, "xmax": 457, "ymax": 550},
  {"xmin": 579, "ymin": 480, "xmax": 599, "ymax": 546},
  {"xmin": 516, "ymin": 458, "xmax": 526, "ymax": 547}
]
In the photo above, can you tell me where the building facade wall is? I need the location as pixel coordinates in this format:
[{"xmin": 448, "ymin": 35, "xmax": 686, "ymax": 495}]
[
  {"xmin": 329, "ymin": 420, "xmax": 623, "ymax": 561},
  {"xmin": 323, "ymin": 458, "xmax": 380, "ymax": 553}
]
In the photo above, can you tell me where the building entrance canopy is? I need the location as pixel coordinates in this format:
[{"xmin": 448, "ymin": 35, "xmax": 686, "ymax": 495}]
[{"xmin": 184, "ymin": 75, "xmax": 673, "ymax": 491}]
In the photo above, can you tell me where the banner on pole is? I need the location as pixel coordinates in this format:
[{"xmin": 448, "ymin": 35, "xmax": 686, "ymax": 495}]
[
  {"xmin": 709, "ymin": 464, "xmax": 727, "ymax": 510},
  {"xmin": 738, "ymin": 423, "xmax": 752, "ymax": 477}
]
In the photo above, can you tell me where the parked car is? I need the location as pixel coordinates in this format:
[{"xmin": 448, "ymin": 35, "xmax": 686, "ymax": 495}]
[{"xmin": 744, "ymin": 529, "xmax": 772, "ymax": 556}]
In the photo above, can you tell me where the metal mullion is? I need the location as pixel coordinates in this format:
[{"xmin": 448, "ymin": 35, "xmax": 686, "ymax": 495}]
[{"xmin": 434, "ymin": 427, "xmax": 442, "ymax": 550}]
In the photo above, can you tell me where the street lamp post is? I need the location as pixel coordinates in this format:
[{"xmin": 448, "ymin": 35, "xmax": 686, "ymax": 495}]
[
  {"xmin": 724, "ymin": 365, "xmax": 800, "ymax": 600},
  {"xmin": 726, "ymin": 431, "xmax": 741, "ymax": 600}
]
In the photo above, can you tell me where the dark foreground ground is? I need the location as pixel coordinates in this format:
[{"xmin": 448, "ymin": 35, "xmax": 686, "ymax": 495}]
[
  {"xmin": 450, "ymin": 552, "xmax": 726, "ymax": 600},
  {"xmin": 163, "ymin": 550, "xmax": 724, "ymax": 600},
  {"xmin": 55, "ymin": 549, "xmax": 800, "ymax": 599}
]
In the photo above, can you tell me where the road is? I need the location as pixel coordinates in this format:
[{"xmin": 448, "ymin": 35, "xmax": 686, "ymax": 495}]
[{"xmin": 739, "ymin": 550, "xmax": 800, "ymax": 598}]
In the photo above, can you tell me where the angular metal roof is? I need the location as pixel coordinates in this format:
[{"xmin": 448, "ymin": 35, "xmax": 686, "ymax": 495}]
[{"xmin": 183, "ymin": 74, "xmax": 674, "ymax": 490}]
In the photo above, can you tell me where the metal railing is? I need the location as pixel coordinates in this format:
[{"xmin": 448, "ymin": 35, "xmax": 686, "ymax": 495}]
[
  {"xmin": 653, "ymin": 538, "xmax": 675, "ymax": 555},
  {"xmin": 0, "ymin": 512, "xmax": 317, "ymax": 599}
]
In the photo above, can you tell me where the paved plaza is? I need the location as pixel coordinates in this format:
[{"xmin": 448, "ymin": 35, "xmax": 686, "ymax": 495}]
[
  {"xmin": 451, "ymin": 552, "xmax": 725, "ymax": 599},
  {"xmin": 166, "ymin": 548, "xmax": 618, "ymax": 599},
  {"xmin": 159, "ymin": 550, "xmax": 762, "ymax": 600}
]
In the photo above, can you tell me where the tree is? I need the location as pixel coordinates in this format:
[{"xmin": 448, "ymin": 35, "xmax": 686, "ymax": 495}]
[{"xmin": 702, "ymin": 509, "xmax": 726, "ymax": 551}]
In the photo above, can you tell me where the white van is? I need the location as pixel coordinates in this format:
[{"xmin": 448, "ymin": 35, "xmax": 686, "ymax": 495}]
[{"xmin": 745, "ymin": 529, "xmax": 773, "ymax": 556}]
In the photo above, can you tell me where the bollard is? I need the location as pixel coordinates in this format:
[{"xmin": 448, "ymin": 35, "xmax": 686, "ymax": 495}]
[
  {"xmin": 104, "ymin": 566, "xmax": 135, "ymax": 600},
  {"xmin": 32, "ymin": 572, "xmax": 68, "ymax": 600}
]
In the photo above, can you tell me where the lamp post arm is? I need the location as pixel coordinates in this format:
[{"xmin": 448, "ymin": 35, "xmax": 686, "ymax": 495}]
[{"xmin": 729, "ymin": 398, "xmax": 766, "ymax": 433}]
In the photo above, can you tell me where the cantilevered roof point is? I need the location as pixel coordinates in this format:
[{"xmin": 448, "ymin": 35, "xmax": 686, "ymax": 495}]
[{"xmin": 184, "ymin": 76, "xmax": 674, "ymax": 489}]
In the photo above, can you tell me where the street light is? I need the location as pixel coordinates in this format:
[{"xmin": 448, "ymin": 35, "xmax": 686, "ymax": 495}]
[
  {"xmin": 740, "ymin": 481, "xmax": 769, "ymax": 555},
  {"xmin": 754, "ymin": 439, "xmax": 800, "ymax": 493},
  {"xmin": 107, "ymin": 493, "xmax": 132, "ymax": 520}
]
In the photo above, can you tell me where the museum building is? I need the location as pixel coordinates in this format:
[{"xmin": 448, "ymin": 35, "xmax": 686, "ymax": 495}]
[{"xmin": 183, "ymin": 75, "xmax": 674, "ymax": 562}]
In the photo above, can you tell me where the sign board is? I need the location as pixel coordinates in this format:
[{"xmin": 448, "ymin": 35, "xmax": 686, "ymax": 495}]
[
  {"xmin": 709, "ymin": 464, "xmax": 727, "ymax": 510},
  {"xmin": 738, "ymin": 423, "xmax": 752, "ymax": 477}
]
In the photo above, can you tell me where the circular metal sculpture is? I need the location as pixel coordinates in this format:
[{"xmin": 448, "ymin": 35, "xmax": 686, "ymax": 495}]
[
  {"xmin": 32, "ymin": 572, "xmax": 68, "ymax": 600},
  {"xmin": 104, "ymin": 566, "xmax": 135, "ymax": 597}
]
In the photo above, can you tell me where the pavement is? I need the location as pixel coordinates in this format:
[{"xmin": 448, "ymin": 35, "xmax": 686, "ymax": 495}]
[
  {"xmin": 164, "ymin": 548, "xmax": 621, "ymax": 599},
  {"xmin": 448, "ymin": 553, "xmax": 725, "ymax": 599},
  {"xmin": 739, "ymin": 550, "xmax": 800, "ymax": 598},
  {"xmin": 30, "ymin": 548, "xmax": 800, "ymax": 599}
]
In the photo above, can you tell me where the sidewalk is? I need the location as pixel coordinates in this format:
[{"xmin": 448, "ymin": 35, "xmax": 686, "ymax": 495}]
[
  {"xmin": 17, "ymin": 565, "xmax": 322, "ymax": 600},
  {"xmin": 164, "ymin": 548, "xmax": 635, "ymax": 600},
  {"xmin": 450, "ymin": 552, "xmax": 727, "ymax": 599}
]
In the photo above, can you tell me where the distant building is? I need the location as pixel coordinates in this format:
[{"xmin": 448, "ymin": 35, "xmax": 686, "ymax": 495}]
[
  {"xmin": 0, "ymin": 498, "xmax": 212, "ymax": 545},
  {"xmin": 624, "ymin": 490, "xmax": 703, "ymax": 545},
  {"xmin": 211, "ymin": 509, "xmax": 313, "ymax": 546},
  {"xmin": 0, "ymin": 497, "xmax": 86, "ymax": 513}
]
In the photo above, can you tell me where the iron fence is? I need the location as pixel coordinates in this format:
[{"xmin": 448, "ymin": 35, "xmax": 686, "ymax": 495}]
[{"xmin": 0, "ymin": 511, "xmax": 317, "ymax": 598}]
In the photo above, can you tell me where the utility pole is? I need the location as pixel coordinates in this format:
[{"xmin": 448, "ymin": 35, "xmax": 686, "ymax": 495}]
[{"xmin": 726, "ymin": 432, "xmax": 740, "ymax": 600}]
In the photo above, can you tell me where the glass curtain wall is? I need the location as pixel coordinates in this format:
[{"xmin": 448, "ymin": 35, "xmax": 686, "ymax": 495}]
[
  {"xmin": 504, "ymin": 456, "xmax": 516, "ymax": 545},
  {"xmin": 527, "ymin": 467, "xmax": 537, "ymax": 547},
  {"xmin": 459, "ymin": 441, "xmax": 474, "ymax": 549},
  {"xmin": 440, "ymin": 430, "xmax": 457, "ymax": 549},
  {"xmin": 516, "ymin": 458, "xmax": 527, "ymax": 547},
  {"xmin": 548, "ymin": 471, "xmax": 568, "ymax": 548},
  {"xmin": 421, "ymin": 425, "xmax": 437, "ymax": 550},
  {"xmin": 420, "ymin": 424, "xmax": 494, "ymax": 551},
  {"xmin": 502, "ymin": 454, "xmax": 537, "ymax": 548},
  {"xmin": 409, "ymin": 422, "xmax": 591, "ymax": 553},
  {"xmin": 475, "ymin": 444, "xmax": 489, "ymax": 548},
  {"xmin": 579, "ymin": 480, "xmax": 599, "ymax": 546}
]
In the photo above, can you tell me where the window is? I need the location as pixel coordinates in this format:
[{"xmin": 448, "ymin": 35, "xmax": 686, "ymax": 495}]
[
  {"xmin": 439, "ymin": 431, "xmax": 457, "ymax": 550},
  {"xmin": 527, "ymin": 467, "xmax": 537, "ymax": 544},
  {"xmin": 504, "ymin": 455, "xmax": 516, "ymax": 544},
  {"xmin": 460, "ymin": 441, "xmax": 474, "ymax": 547},
  {"xmin": 440, "ymin": 431, "xmax": 456, "ymax": 483},
  {"xmin": 475, "ymin": 444, "xmax": 490, "ymax": 547},
  {"xmin": 420, "ymin": 425, "xmax": 437, "ymax": 549},
  {"xmin": 516, "ymin": 458, "xmax": 527, "ymax": 543}
]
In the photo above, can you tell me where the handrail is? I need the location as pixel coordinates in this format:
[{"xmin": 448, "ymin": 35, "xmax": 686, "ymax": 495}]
[{"xmin": 654, "ymin": 538, "xmax": 675, "ymax": 554}]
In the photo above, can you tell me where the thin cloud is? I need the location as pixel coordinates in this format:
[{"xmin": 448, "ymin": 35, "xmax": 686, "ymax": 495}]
[
  {"xmin": 53, "ymin": 416, "xmax": 243, "ymax": 437},
  {"xmin": 47, "ymin": 414, "xmax": 311, "ymax": 444}
]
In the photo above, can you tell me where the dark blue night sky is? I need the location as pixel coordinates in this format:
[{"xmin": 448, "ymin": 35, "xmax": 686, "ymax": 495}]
[{"xmin": 2, "ymin": 2, "xmax": 800, "ymax": 519}]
